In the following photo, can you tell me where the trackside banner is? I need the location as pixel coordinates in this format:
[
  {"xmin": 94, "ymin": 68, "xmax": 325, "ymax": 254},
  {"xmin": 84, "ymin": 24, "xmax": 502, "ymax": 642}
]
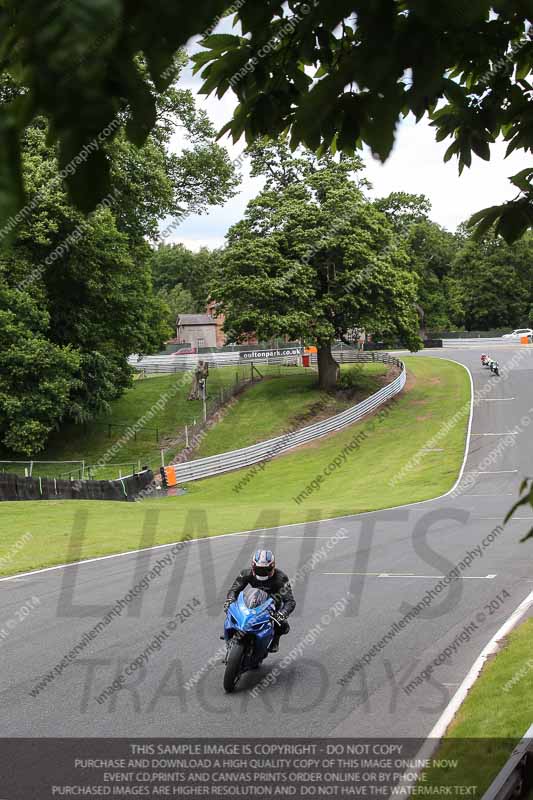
[
  {"xmin": 0, "ymin": 737, "xmax": 519, "ymax": 796},
  {"xmin": 240, "ymin": 348, "xmax": 304, "ymax": 360}
]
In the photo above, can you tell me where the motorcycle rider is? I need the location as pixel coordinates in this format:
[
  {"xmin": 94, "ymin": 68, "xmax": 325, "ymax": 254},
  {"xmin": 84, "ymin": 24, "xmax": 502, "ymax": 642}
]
[{"xmin": 223, "ymin": 550, "xmax": 296, "ymax": 653}]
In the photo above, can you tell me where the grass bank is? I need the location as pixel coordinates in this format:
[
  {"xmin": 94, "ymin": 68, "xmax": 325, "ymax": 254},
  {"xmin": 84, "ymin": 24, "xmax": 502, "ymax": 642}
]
[
  {"xmin": 0, "ymin": 364, "xmax": 387, "ymax": 480},
  {"xmin": 0, "ymin": 365, "xmax": 324, "ymax": 480},
  {"xmin": 195, "ymin": 362, "xmax": 388, "ymax": 458},
  {"xmin": 0, "ymin": 357, "xmax": 470, "ymax": 576},
  {"xmin": 421, "ymin": 618, "xmax": 533, "ymax": 795}
]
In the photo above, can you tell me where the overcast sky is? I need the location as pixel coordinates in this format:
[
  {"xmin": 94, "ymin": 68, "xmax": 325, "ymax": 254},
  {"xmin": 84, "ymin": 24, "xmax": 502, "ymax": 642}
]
[{"xmin": 167, "ymin": 47, "xmax": 526, "ymax": 252}]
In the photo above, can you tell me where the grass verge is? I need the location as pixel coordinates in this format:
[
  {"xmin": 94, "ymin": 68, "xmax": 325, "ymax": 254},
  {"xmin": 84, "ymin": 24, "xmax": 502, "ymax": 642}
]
[
  {"xmin": 420, "ymin": 618, "xmax": 533, "ymax": 796},
  {"xmin": 195, "ymin": 362, "xmax": 388, "ymax": 458},
  {"xmin": 0, "ymin": 365, "xmax": 319, "ymax": 480},
  {"xmin": 0, "ymin": 357, "xmax": 470, "ymax": 576}
]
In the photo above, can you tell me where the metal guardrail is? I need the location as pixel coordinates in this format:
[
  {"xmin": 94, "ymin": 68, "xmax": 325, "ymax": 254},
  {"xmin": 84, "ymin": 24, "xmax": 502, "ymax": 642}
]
[
  {"xmin": 310, "ymin": 351, "xmax": 396, "ymax": 364},
  {"xmin": 171, "ymin": 354, "xmax": 405, "ymax": 484},
  {"xmin": 128, "ymin": 352, "xmax": 308, "ymax": 373},
  {"xmin": 129, "ymin": 349, "xmax": 403, "ymax": 374},
  {"xmin": 482, "ymin": 725, "xmax": 533, "ymax": 800},
  {"xmin": 128, "ymin": 352, "xmax": 241, "ymax": 373},
  {"xmin": 442, "ymin": 338, "xmax": 530, "ymax": 347}
]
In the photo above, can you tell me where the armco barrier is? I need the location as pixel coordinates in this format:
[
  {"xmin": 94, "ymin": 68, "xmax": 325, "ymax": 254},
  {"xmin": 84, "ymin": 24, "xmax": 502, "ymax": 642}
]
[
  {"xmin": 129, "ymin": 347, "xmax": 430, "ymax": 374},
  {"xmin": 0, "ymin": 469, "xmax": 154, "ymax": 502},
  {"xmin": 442, "ymin": 337, "xmax": 530, "ymax": 347},
  {"xmin": 482, "ymin": 724, "xmax": 533, "ymax": 799},
  {"xmin": 128, "ymin": 352, "xmax": 241, "ymax": 373},
  {"xmin": 170, "ymin": 354, "xmax": 405, "ymax": 484}
]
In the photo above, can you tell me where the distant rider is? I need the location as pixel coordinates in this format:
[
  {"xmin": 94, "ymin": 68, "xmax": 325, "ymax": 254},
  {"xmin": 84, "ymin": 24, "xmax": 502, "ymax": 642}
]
[{"xmin": 224, "ymin": 550, "xmax": 296, "ymax": 653}]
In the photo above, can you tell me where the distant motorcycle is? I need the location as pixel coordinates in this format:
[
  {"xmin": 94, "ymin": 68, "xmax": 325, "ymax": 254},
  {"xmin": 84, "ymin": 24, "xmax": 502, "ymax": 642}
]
[
  {"xmin": 222, "ymin": 586, "xmax": 277, "ymax": 692},
  {"xmin": 482, "ymin": 355, "xmax": 499, "ymax": 375}
]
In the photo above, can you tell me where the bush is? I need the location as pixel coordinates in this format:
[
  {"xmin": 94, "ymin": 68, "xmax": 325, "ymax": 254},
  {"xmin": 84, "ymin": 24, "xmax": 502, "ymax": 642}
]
[{"xmin": 336, "ymin": 367, "xmax": 364, "ymax": 392}]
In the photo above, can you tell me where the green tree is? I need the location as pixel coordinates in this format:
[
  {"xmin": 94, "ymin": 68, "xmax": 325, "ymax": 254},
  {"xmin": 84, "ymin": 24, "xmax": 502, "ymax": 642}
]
[
  {"xmin": 0, "ymin": 71, "xmax": 237, "ymax": 453},
  {"xmin": 158, "ymin": 284, "xmax": 195, "ymax": 330},
  {"xmin": 374, "ymin": 193, "xmax": 459, "ymax": 332},
  {"xmin": 151, "ymin": 244, "xmax": 221, "ymax": 311},
  {"xmin": 211, "ymin": 151, "xmax": 421, "ymax": 390},
  {"xmin": 195, "ymin": 2, "xmax": 533, "ymax": 242},
  {"xmin": 450, "ymin": 233, "xmax": 531, "ymax": 330},
  {"xmin": 2, "ymin": 3, "xmax": 533, "ymax": 243},
  {"xmin": 0, "ymin": 257, "xmax": 81, "ymax": 454},
  {"xmin": 406, "ymin": 220, "xmax": 459, "ymax": 332},
  {"xmin": 374, "ymin": 193, "xmax": 431, "ymax": 235}
]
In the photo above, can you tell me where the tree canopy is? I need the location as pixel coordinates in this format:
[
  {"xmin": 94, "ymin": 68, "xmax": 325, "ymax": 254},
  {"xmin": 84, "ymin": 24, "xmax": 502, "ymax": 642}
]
[
  {"xmin": 0, "ymin": 72, "xmax": 237, "ymax": 455},
  {"xmin": 450, "ymin": 231, "xmax": 533, "ymax": 329},
  {"xmin": 194, "ymin": 2, "xmax": 533, "ymax": 242},
  {"xmin": 151, "ymin": 243, "xmax": 221, "ymax": 312},
  {"xmin": 211, "ymin": 144, "xmax": 421, "ymax": 390},
  {"xmin": 2, "ymin": 3, "xmax": 533, "ymax": 243}
]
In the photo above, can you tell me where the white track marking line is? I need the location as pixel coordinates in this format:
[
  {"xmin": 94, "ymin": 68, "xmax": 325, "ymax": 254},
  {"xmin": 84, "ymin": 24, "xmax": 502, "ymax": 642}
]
[
  {"xmin": 321, "ymin": 572, "xmax": 497, "ymax": 580},
  {"xmin": 480, "ymin": 398, "xmax": 515, "ymax": 401},
  {"xmin": 256, "ymin": 535, "xmax": 346, "ymax": 540},
  {"xmin": 0, "ymin": 360, "xmax": 476, "ymax": 585},
  {"xmin": 466, "ymin": 469, "xmax": 519, "ymax": 474},
  {"xmin": 465, "ymin": 493, "xmax": 513, "ymax": 497},
  {"xmin": 429, "ymin": 588, "xmax": 533, "ymax": 739},
  {"xmin": 471, "ymin": 432, "xmax": 519, "ymax": 436}
]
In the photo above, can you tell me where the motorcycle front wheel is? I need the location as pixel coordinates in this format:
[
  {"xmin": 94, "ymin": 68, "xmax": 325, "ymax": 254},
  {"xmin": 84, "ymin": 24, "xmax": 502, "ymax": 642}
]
[{"xmin": 223, "ymin": 639, "xmax": 245, "ymax": 693}]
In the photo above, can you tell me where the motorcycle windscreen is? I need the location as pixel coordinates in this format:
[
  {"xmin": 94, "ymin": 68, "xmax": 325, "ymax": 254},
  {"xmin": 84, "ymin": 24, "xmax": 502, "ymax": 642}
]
[{"xmin": 242, "ymin": 585, "xmax": 269, "ymax": 609}]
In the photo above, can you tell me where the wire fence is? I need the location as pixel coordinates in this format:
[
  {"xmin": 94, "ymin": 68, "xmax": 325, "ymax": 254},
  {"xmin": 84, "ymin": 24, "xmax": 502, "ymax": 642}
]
[
  {"xmin": 158, "ymin": 367, "xmax": 264, "ymax": 466},
  {"xmin": 168, "ymin": 353, "xmax": 406, "ymax": 484},
  {"xmin": 0, "ymin": 460, "xmax": 86, "ymax": 480}
]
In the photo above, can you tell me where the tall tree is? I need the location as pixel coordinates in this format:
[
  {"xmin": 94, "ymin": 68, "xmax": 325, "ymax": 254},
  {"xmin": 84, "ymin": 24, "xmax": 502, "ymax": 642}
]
[
  {"xmin": 195, "ymin": 2, "xmax": 533, "ymax": 242},
  {"xmin": 158, "ymin": 284, "xmax": 195, "ymax": 330},
  {"xmin": 450, "ymin": 232, "xmax": 532, "ymax": 330},
  {"xmin": 211, "ymin": 149, "xmax": 421, "ymax": 390},
  {"xmin": 406, "ymin": 220, "xmax": 460, "ymax": 332},
  {"xmin": 1, "ymin": 3, "xmax": 533, "ymax": 244},
  {"xmin": 0, "ymin": 257, "xmax": 81, "ymax": 454},
  {"xmin": 0, "ymin": 70, "xmax": 237, "ymax": 454},
  {"xmin": 374, "ymin": 193, "xmax": 459, "ymax": 332},
  {"xmin": 374, "ymin": 193, "xmax": 431, "ymax": 235},
  {"xmin": 150, "ymin": 244, "xmax": 221, "ymax": 311}
]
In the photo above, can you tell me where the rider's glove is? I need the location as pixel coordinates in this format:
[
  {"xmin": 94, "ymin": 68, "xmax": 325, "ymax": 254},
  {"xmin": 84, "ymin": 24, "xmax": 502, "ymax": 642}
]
[
  {"xmin": 272, "ymin": 610, "xmax": 287, "ymax": 624},
  {"xmin": 223, "ymin": 599, "xmax": 232, "ymax": 614}
]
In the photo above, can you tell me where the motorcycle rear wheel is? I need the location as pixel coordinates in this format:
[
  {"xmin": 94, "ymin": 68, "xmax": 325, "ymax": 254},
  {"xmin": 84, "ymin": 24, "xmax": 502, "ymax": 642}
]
[{"xmin": 224, "ymin": 639, "xmax": 245, "ymax": 693}]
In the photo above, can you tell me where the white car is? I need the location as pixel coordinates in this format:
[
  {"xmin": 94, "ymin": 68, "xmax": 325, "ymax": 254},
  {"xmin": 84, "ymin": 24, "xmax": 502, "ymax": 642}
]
[{"xmin": 502, "ymin": 328, "xmax": 533, "ymax": 339}]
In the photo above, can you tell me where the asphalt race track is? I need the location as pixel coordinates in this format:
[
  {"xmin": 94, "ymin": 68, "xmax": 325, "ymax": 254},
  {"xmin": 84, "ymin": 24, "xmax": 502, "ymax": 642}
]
[{"xmin": 1, "ymin": 346, "xmax": 532, "ymax": 738}]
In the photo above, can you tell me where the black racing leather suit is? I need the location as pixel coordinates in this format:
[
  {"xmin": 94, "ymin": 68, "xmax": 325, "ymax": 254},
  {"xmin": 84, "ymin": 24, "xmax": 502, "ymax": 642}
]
[{"xmin": 226, "ymin": 568, "xmax": 296, "ymax": 643}]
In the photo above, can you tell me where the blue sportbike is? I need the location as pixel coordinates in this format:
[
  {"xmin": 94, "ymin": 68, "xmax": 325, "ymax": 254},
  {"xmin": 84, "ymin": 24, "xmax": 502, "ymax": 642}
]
[{"xmin": 223, "ymin": 586, "xmax": 277, "ymax": 692}]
